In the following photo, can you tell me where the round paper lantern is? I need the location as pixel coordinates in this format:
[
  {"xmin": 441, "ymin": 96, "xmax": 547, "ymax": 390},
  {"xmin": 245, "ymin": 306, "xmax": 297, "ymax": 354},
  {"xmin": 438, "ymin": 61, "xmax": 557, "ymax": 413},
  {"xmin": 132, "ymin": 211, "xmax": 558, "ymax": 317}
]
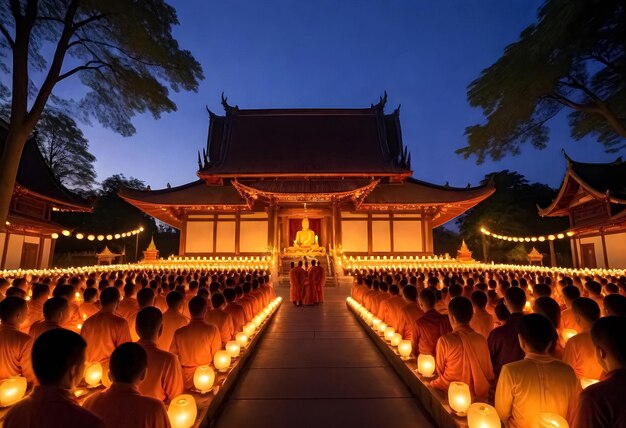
[
  {"xmin": 226, "ymin": 341, "xmax": 241, "ymax": 358},
  {"xmin": 377, "ymin": 322, "xmax": 388, "ymax": 335},
  {"xmin": 536, "ymin": 413, "xmax": 569, "ymax": 428},
  {"xmin": 243, "ymin": 323, "xmax": 256, "ymax": 337},
  {"xmin": 467, "ymin": 403, "xmax": 500, "ymax": 428},
  {"xmin": 84, "ymin": 362, "xmax": 103, "ymax": 388},
  {"xmin": 235, "ymin": 332, "xmax": 249, "ymax": 348},
  {"xmin": 398, "ymin": 340, "xmax": 412, "ymax": 359},
  {"xmin": 213, "ymin": 350, "xmax": 231, "ymax": 372},
  {"xmin": 0, "ymin": 376, "xmax": 27, "ymax": 407},
  {"xmin": 168, "ymin": 394, "xmax": 197, "ymax": 428},
  {"xmin": 448, "ymin": 381, "xmax": 471, "ymax": 416},
  {"xmin": 384, "ymin": 326, "xmax": 396, "ymax": 342},
  {"xmin": 372, "ymin": 318, "xmax": 381, "ymax": 329},
  {"xmin": 193, "ymin": 365, "xmax": 215, "ymax": 394},
  {"xmin": 561, "ymin": 329, "xmax": 577, "ymax": 344},
  {"xmin": 417, "ymin": 354, "xmax": 436, "ymax": 377},
  {"xmin": 391, "ymin": 333, "xmax": 402, "ymax": 347}
]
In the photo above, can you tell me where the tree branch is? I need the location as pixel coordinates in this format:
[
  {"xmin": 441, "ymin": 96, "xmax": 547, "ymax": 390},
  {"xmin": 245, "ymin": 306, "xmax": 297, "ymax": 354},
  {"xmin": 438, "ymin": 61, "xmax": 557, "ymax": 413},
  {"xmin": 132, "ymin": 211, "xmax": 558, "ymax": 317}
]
[
  {"xmin": 75, "ymin": 37, "xmax": 164, "ymax": 67},
  {"xmin": 72, "ymin": 14, "xmax": 106, "ymax": 31},
  {"xmin": 548, "ymin": 92, "xmax": 601, "ymax": 113},
  {"xmin": 57, "ymin": 60, "xmax": 110, "ymax": 82},
  {"xmin": 0, "ymin": 23, "xmax": 15, "ymax": 49}
]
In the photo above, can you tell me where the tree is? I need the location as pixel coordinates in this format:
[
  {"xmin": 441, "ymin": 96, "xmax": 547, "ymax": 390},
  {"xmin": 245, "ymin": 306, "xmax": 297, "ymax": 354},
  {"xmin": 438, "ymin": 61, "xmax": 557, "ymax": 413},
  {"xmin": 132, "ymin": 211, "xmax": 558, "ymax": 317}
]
[
  {"xmin": 458, "ymin": 0, "xmax": 625, "ymax": 163},
  {"xmin": 0, "ymin": 0, "xmax": 203, "ymax": 228}
]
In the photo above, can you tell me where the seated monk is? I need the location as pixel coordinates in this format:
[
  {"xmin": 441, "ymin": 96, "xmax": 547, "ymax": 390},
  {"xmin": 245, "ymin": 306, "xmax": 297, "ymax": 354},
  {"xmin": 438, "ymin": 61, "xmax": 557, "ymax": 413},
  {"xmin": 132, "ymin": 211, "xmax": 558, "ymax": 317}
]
[
  {"xmin": 150, "ymin": 280, "xmax": 168, "ymax": 313},
  {"xmin": 395, "ymin": 285, "xmax": 423, "ymax": 340},
  {"xmin": 29, "ymin": 297, "xmax": 69, "ymax": 340},
  {"xmin": 561, "ymin": 285, "xmax": 581, "ymax": 332},
  {"xmin": 495, "ymin": 314, "xmax": 578, "ymax": 428},
  {"xmin": 234, "ymin": 284, "xmax": 254, "ymax": 322},
  {"xmin": 84, "ymin": 343, "xmax": 170, "ymax": 428},
  {"xmin": 158, "ymin": 291, "xmax": 188, "ymax": 351},
  {"xmin": 603, "ymin": 293, "xmax": 626, "ymax": 317},
  {"xmin": 0, "ymin": 277, "xmax": 9, "ymax": 302},
  {"xmin": 240, "ymin": 282, "xmax": 260, "ymax": 317},
  {"xmin": 81, "ymin": 287, "xmax": 131, "ymax": 369},
  {"xmin": 0, "ymin": 296, "xmax": 34, "ymax": 383},
  {"xmin": 488, "ymin": 287, "xmax": 527, "ymax": 379},
  {"xmin": 117, "ymin": 283, "xmax": 139, "ymax": 320},
  {"xmin": 204, "ymin": 293, "xmax": 235, "ymax": 346},
  {"xmin": 469, "ymin": 290, "xmax": 494, "ymax": 339},
  {"xmin": 52, "ymin": 284, "xmax": 82, "ymax": 333},
  {"xmin": 4, "ymin": 329, "xmax": 104, "ymax": 428},
  {"xmin": 223, "ymin": 287, "xmax": 246, "ymax": 333},
  {"xmin": 169, "ymin": 296, "xmax": 221, "ymax": 389},
  {"xmin": 22, "ymin": 283, "xmax": 49, "ymax": 333},
  {"xmin": 430, "ymin": 296, "xmax": 494, "ymax": 399},
  {"xmin": 79, "ymin": 288, "xmax": 100, "ymax": 321},
  {"xmin": 129, "ymin": 288, "xmax": 155, "ymax": 342},
  {"xmin": 135, "ymin": 307, "xmax": 184, "ymax": 403},
  {"xmin": 574, "ymin": 316, "xmax": 626, "ymax": 428},
  {"xmin": 378, "ymin": 284, "xmax": 406, "ymax": 328},
  {"xmin": 258, "ymin": 276, "xmax": 276, "ymax": 303},
  {"xmin": 411, "ymin": 288, "xmax": 451, "ymax": 357},
  {"xmin": 371, "ymin": 282, "xmax": 391, "ymax": 317},
  {"xmin": 563, "ymin": 297, "xmax": 604, "ymax": 382},
  {"xmin": 584, "ymin": 280, "xmax": 604, "ymax": 308}
]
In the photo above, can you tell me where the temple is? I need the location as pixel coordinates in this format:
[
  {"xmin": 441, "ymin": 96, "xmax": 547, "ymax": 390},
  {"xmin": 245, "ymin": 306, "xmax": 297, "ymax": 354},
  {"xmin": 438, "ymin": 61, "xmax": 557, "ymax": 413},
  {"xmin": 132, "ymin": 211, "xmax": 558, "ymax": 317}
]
[
  {"xmin": 540, "ymin": 153, "xmax": 626, "ymax": 269},
  {"xmin": 0, "ymin": 119, "xmax": 91, "ymax": 269},
  {"xmin": 120, "ymin": 95, "xmax": 494, "ymax": 261}
]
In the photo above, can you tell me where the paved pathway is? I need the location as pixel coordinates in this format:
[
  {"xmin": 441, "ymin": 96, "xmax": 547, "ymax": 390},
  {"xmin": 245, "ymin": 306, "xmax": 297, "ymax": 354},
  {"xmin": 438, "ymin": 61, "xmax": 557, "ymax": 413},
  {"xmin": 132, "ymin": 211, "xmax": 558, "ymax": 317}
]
[{"xmin": 213, "ymin": 286, "xmax": 435, "ymax": 428}]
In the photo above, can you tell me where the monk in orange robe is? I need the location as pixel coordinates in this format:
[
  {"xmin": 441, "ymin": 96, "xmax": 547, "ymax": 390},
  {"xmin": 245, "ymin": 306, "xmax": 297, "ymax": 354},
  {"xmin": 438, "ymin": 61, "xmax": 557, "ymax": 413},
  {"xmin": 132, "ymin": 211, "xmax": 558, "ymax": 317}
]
[
  {"xmin": 584, "ymin": 280, "xmax": 604, "ymax": 308},
  {"xmin": 371, "ymin": 282, "xmax": 392, "ymax": 317},
  {"xmin": 290, "ymin": 261, "xmax": 307, "ymax": 306},
  {"xmin": 430, "ymin": 296, "xmax": 494, "ymax": 399},
  {"xmin": 352, "ymin": 277, "xmax": 368, "ymax": 303},
  {"xmin": 574, "ymin": 316, "xmax": 626, "ymax": 428},
  {"xmin": 412, "ymin": 288, "xmax": 452, "ymax": 356},
  {"xmin": 304, "ymin": 260, "xmax": 325, "ymax": 306},
  {"xmin": 169, "ymin": 296, "xmax": 222, "ymax": 389},
  {"xmin": 259, "ymin": 276, "xmax": 276, "ymax": 303},
  {"xmin": 235, "ymin": 284, "xmax": 254, "ymax": 322},
  {"xmin": 251, "ymin": 280, "xmax": 268, "ymax": 308},
  {"xmin": 204, "ymin": 293, "xmax": 235, "ymax": 345},
  {"xmin": 129, "ymin": 288, "xmax": 155, "ymax": 342},
  {"xmin": 469, "ymin": 290, "xmax": 494, "ymax": 339},
  {"xmin": 22, "ymin": 283, "xmax": 48, "ymax": 333},
  {"xmin": 53, "ymin": 283, "xmax": 82, "ymax": 332},
  {"xmin": 81, "ymin": 287, "xmax": 131, "ymax": 369},
  {"xmin": 377, "ymin": 284, "xmax": 404, "ymax": 327},
  {"xmin": 603, "ymin": 293, "xmax": 626, "ymax": 317},
  {"xmin": 561, "ymin": 285, "xmax": 581, "ymax": 332},
  {"xmin": 158, "ymin": 291, "xmax": 189, "ymax": 351},
  {"xmin": 135, "ymin": 307, "xmax": 184, "ymax": 403},
  {"xmin": 29, "ymin": 297, "xmax": 69, "ymax": 340},
  {"xmin": 0, "ymin": 296, "xmax": 34, "ymax": 383},
  {"xmin": 117, "ymin": 283, "xmax": 139, "ymax": 320},
  {"xmin": 84, "ymin": 343, "xmax": 171, "ymax": 428},
  {"xmin": 4, "ymin": 329, "xmax": 104, "ymax": 428},
  {"xmin": 563, "ymin": 297, "xmax": 604, "ymax": 381},
  {"xmin": 150, "ymin": 281, "xmax": 168, "ymax": 313},
  {"xmin": 223, "ymin": 287, "xmax": 246, "ymax": 333},
  {"xmin": 396, "ymin": 285, "xmax": 423, "ymax": 340},
  {"xmin": 495, "ymin": 314, "xmax": 578, "ymax": 428},
  {"xmin": 363, "ymin": 280, "xmax": 381, "ymax": 312},
  {"xmin": 79, "ymin": 288, "xmax": 101, "ymax": 321},
  {"xmin": 240, "ymin": 282, "xmax": 260, "ymax": 316}
]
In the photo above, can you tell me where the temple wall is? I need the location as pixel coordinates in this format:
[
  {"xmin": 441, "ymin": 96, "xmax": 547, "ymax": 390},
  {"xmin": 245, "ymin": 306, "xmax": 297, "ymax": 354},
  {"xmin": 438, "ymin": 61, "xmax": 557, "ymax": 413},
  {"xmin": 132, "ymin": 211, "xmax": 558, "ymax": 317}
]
[
  {"xmin": 0, "ymin": 232, "xmax": 51, "ymax": 270},
  {"xmin": 605, "ymin": 232, "xmax": 626, "ymax": 268}
]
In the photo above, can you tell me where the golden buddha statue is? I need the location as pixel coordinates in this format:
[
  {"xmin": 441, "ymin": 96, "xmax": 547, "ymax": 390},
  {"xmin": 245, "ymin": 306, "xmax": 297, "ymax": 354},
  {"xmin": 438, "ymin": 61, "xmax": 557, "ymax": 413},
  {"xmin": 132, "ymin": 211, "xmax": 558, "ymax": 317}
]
[{"xmin": 285, "ymin": 217, "xmax": 326, "ymax": 256}]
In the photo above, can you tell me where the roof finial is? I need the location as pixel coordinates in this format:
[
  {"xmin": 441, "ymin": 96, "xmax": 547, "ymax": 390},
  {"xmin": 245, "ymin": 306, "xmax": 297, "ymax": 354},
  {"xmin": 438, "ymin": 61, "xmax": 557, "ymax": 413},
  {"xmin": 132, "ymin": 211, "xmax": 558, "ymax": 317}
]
[
  {"xmin": 370, "ymin": 91, "xmax": 388, "ymax": 110},
  {"xmin": 221, "ymin": 92, "xmax": 239, "ymax": 115}
]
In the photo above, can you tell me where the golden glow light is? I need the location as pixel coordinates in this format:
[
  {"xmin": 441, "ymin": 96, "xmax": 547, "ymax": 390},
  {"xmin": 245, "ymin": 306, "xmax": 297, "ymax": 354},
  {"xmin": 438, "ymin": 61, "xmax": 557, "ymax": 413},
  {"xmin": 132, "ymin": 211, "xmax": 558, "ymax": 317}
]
[
  {"xmin": 87, "ymin": 235, "xmax": 95, "ymax": 241},
  {"xmin": 580, "ymin": 378, "xmax": 599, "ymax": 389},
  {"xmin": 167, "ymin": 394, "xmax": 197, "ymax": 428},
  {"xmin": 562, "ymin": 329, "xmax": 577, "ymax": 344},
  {"xmin": 391, "ymin": 333, "xmax": 402, "ymax": 347},
  {"xmin": 243, "ymin": 323, "xmax": 256, "ymax": 337},
  {"xmin": 193, "ymin": 365, "xmax": 215, "ymax": 394},
  {"xmin": 480, "ymin": 227, "xmax": 574, "ymax": 243},
  {"xmin": 536, "ymin": 413, "xmax": 569, "ymax": 428},
  {"xmin": 0, "ymin": 376, "xmax": 27, "ymax": 407},
  {"xmin": 417, "ymin": 354, "xmax": 436, "ymax": 378},
  {"xmin": 398, "ymin": 340, "xmax": 412, "ymax": 359},
  {"xmin": 84, "ymin": 362, "xmax": 103, "ymax": 388},
  {"xmin": 62, "ymin": 230, "xmax": 71, "ymax": 236},
  {"xmin": 377, "ymin": 321, "xmax": 388, "ymax": 335},
  {"xmin": 384, "ymin": 326, "xmax": 396, "ymax": 342},
  {"xmin": 225, "ymin": 341, "xmax": 241, "ymax": 358},
  {"xmin": 213, "ymin": 350, "xmax": 231, "ymax": 372},
  {"xmin": 467, "ymin": 403, "xmax": 500, "ymax": 428},
  {"xmin": 235, "ymin": 332, "xmax": 249, "ymax": 348},
  {"xmin": 76, "ymin": 233, "xmax": 84, "ymax": 240},
  {"xmin": 51, "ymin": 233, "xmax": 59, "ymax": 239},
  {"xmin": 448, "ymin": 381, "xmax": 471, "ymax": 416},
  {"xmin": 97, "ymin": 235, "xmax": 105, "ymax": 241}
]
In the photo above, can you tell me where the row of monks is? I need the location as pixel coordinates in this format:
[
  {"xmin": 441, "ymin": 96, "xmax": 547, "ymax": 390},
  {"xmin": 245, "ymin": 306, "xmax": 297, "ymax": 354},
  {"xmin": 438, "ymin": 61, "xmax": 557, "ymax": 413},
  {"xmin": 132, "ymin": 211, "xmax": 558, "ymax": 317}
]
[
  {"xmin": 350, "ymin": 267, "xmax": 626, "ymax": 428},
  {"xmin": 0, "ymin": 268, "xmax": 276, "ymax": 428}
]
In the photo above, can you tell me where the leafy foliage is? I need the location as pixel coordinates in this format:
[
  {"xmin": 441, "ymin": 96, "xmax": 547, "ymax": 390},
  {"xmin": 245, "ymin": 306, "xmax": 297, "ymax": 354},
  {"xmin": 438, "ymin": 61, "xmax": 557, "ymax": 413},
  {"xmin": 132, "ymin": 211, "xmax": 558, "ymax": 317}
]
[{"xmin": 459, "ymin": 0, "xmax": 626, "ymax": 163}]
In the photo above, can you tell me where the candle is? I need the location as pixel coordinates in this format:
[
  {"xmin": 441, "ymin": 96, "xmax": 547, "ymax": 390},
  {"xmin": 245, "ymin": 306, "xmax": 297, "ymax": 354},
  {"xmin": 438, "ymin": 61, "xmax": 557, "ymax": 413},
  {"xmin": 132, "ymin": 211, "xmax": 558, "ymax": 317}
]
[
  {"xmin": 398, "ymin": 340, "xmax": 412, "ymax": 359},
  {"xmin": 391, "ymin": 333, "xmax": 402, "ymax": 347},
  {"xmin": 536, "ymin": 413, "xmax": 569, "ymax": 428},
  {"xmin": 235, "ymin": 332, "xmax": 249, "ymax": 348},
  {"xmin": 244, "ymin": 323, "xmax": 256, "ymax": 337},
  {"xmin": 384, "ymin": 326, "xmax": 396, "ymax": 342},
  {"xmin": 372, "ymin": 318, "xmax": 381, "ymax": 329},
  {"xmin": 84, "ymin": 362, "xmax": 103, "ymax": 388},
  {"xmin": 193, "ymin": 365, "xmax": 215, "ymax": 394},
  {"xmin": 213, "ymin": 350, "xmax": 232, "ymax": 372},
  {"xmin": 226, "ymin": 341, "xmax": 241, "ymax": 358},
  {"xmin": 561, "ymin": 329, "xmax": 577, "ymax": 343},
  {"xmin": 0, "ymin": 376, "xmax": 27, "ymax": 407},
  {"xmin": 417, "ymin": 354, "xmax": 436, "ymax": 377},
  {"xmin": 467, "ymin": 403, "xmax": 500, "ymax": 428},
  {"xmin": 377, "ymin": 322, "xmax": 388, "ymax": 335},
  {"xmin": 448, "ymin": 382, "xmax": 471, "ymax": 415},
  {"xmin": 168, "ymin": 394, "xmax": 197, "ymax": 428}
]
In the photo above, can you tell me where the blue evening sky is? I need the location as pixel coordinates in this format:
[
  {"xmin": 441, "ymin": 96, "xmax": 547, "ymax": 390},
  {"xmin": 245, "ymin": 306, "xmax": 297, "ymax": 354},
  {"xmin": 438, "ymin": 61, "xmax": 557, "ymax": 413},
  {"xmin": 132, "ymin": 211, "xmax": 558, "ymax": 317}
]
[{"xmin": 53, "ymin": 0, "xmax": 619, "ymax": 190}]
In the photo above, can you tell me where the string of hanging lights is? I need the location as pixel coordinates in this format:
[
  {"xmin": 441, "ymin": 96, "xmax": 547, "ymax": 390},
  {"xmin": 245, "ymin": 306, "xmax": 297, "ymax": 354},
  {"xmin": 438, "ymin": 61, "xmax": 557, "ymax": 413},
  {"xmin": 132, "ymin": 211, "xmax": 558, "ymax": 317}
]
[
  {"xmin": 51, "ymin": 227, "xmax": 145, "ymax": 241},
  {"xmin": 480, "ymin": 227, "xmax": 574, "ymax": 242}
]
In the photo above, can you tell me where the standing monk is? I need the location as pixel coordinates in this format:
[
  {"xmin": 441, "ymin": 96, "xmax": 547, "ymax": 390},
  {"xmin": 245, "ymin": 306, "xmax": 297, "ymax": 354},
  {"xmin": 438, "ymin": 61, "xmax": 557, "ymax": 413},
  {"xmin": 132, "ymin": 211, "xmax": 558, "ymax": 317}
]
[
  {"xmin": 304, "ymin": 260, "xmax": 324, "ymax": 306},
  {"xmin": 291, "ymin": 261, "xmax": 307, "ymax": 307}
]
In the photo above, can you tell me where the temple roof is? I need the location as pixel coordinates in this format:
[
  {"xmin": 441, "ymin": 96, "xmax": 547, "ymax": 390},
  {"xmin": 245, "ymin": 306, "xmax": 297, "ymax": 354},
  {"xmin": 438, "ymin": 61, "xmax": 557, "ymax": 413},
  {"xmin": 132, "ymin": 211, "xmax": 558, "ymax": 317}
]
[
  {"xmin": 540, "ymin": 153, "xmax": 626, "ymax": 217},
  {"xmin": 198, "ymin": 95, "xmax": 411, "ymax": 178},
  {"xmin": 0, "ymin": 119, "xmax": 91, "ymax": 211}
]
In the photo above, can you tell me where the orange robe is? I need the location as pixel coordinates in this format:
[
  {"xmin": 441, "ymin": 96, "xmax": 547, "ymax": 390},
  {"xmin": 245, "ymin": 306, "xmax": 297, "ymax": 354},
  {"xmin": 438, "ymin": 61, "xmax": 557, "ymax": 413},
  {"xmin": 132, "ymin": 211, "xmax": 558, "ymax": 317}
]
[
  {"xmin": 241, "ymin": 294, "xmax": 260, "ymax": 317},
  {"xmin": 29, "ymin": 320, "xmax": 65, "ymax": 341},
  {"xmin": 304, "ymin": 266, "xmax": 324, "ymax": 305},
  {"xmin": 79, "ymin": 301, "xmax": 100, "ymax": 320},
  {"xmin": 470, "ymin": 309, "xmax": 495, "ymax": 339},
  {"xmin": 83, "ymin": 383, "xmax": 170, "ymax": 428},
  {"xmin": 396, "ymin": 303, "xmax": 423, "ymax": 340},
  {"xmin": 5, "ymin": 386, "xmax": 104, "ymax": 428},
  {"xmin": 158, "ymin": 309, "xmax": 188, "ymax": 351},
  {"xmin": 378, "ymin": 295, "xmax": 406, "ymax": 328},
  {"xmin": 362, "ymin": 290, "xmax": 380, "ymax": 312},
  {"xmin": 224, "ymin": 302, "xmax": 246, "ymax": 333},
  {"xmin": 64, "ymin": 301, "xmax": 83, "ymax": 333},
  {"xmin": 290, "ymin": 266, "xmax": 307, "ymax": 303},
  {"xmin": 204, "ymin": 308, "xmax": 235, "ymax": 345},
  {"xmin": 237, "ymin": 296, "xmax": 255, "ymax": 322},
  {"xmin": 137, "ymin": 340, "xmax": 184, "ymax": 403},
  {"xmin": 81, "ymin": 311, "xmax": 131, "ymax": 367},
  {"xmin": 117, "ymin": 297, "xmax": 139, "ymax": 320},
  {"xmin": 430, "ymin": 325, "xmax": 494, "ymax": 399},
  {"xmin": 371, "ymin": 293, "xmax": 390, "ymax": 317},
  {"xmin": 169, "ymin": 319, "xmax": 222, "ymax": 389},
  {"xmin": 22, "ymin": 299, "xmax": 44, "ymax": 332},
  {"xmin": 154, "ymin": 294, "xmax": 168, "ymax": 313},
  {"xmin": 560, "ymin": 307, "xmax": 577, "ymax": 331},
  {"xmin": 412, "ymin": 309, "xmax": 452, "ymax": 356},
  {"xmin": 0, "ymin": 324, "xmax": 34, "ymax": 383},
  {"xmin": 562, "ymin": 330, "xmax": 604, "ymax": 381}
]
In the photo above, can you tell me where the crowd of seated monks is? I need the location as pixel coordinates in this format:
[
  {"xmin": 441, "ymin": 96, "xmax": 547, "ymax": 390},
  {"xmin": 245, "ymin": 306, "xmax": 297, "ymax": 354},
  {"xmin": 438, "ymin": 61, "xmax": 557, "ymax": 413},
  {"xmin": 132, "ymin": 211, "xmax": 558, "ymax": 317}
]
[
  {"xmin": 351, "ymin": 267, "xmax": 626, "ymax": 428},
  {"xmin": 0, "ymin": 269, "xmax": 276, "ymax": 428}
]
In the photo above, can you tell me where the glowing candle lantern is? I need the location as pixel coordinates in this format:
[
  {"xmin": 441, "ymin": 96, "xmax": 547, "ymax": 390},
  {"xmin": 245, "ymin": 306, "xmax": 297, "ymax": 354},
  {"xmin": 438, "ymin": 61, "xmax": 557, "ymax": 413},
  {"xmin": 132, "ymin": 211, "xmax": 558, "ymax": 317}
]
[
  {"xmin": 84, "ymin": 362, "xmax": 103, "ymax": 387},
  {"xmin": 391, "ymin": 333, "xmax": 402, "ymax": 347},
  {"xmin": 384, "ymin": 326, "xmax": 396, "ymax": 342},
  {"xmin": 226, "ymin": 341, "xmax": 241, "ymax": 358},
  {"xmin": 244, "ymin": 323, "xmax": 256, "ymax": 337},
  {"xmin": 398, "ymin": 340, "xmax": 412, "ymax": 359},
  {"xmin": 448, "ymin": 381, "xmax": 471, "ymax": 416},
  {"xmin": 252, "ymin": 315, "xmax": 262, "ymax": 328},
  {"xmin": 417, "ymin": 354, "xmax": 436, "ymax": 377},
  {"xmin": 213, "ymin": 350, "xmax": 231, "ymax": 372},
  {"xmin": 467, "ymin": 403, "xmax": 500, "ymax": 428},
  {"xmin": 377, "ymin": 322, "xmax": 388, "ymax": 335},
  {"xmin": 193, "ymin": 365, "xmax": 215, "ymax": 394},
  {"xmin": 536, "ymin": 413, "xmax": 569, "ymax": 428},
  {"xmin": 562, "ymin": 329, "xmax": 577, "ymax": 344},
  {"xmin": 580, "ymin": 378, "xmax": 599, "ymax": 389},
  {"xmin": 0, "ymin": 376, "xmax": 27, "ymax": 407},
  {"xmin": 372, "ymin": 318, "xmax": 381, "ymax": 329},
  {"xmin": 168, "ymin": 394, "xmax": 197, "ymax": 428}
]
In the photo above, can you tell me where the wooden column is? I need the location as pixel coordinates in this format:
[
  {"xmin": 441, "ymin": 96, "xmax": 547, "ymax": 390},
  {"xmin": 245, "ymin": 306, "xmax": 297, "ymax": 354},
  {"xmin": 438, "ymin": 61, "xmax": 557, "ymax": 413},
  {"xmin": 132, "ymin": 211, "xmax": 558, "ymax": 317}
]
[
  {"xmin": 570, "ymin": 238, "xmax": 578, "ymax": 269},
  {"xmin": 367, "ymin": 213, "xmax": 373, "ymax": 255},
  {"xmin": 234, "ymin": 211, "xmax": 241, "ymax": 255},
  {"xmin": 600, "ymin": 229, "xmax": 609, "ymax": 268},
  {"xmin": 549, "ymin": 240, "xmax": 556, "ymax": 267}
]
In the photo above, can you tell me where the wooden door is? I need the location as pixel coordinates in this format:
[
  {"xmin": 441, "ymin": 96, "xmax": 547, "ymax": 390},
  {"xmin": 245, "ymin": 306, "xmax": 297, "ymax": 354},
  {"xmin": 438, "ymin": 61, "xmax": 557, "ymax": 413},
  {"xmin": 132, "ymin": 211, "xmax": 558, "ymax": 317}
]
[
  {"xmin": 581, "ymin": 243, "xmax": 597, "ymax": 268},
  {"xmin": 21, "ymin": 242, "xmax": 39, "ymax": 269}
]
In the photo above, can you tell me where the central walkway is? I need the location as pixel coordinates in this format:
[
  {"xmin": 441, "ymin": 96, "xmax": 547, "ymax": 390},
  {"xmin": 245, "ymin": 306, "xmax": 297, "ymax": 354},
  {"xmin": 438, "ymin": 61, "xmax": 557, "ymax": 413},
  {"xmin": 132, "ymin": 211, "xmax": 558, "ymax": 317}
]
[{"xmin": 213, "ymin": 286, "xmax": 435, "ymax": 428}]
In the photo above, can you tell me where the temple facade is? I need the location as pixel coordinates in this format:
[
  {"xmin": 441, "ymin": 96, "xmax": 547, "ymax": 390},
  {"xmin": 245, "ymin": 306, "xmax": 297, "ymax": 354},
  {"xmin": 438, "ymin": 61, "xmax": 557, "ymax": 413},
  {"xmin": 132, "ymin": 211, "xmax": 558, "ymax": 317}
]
[
  {"xmin": 540, "ymin": 153, "xmax": 626, "ymax": 269},
  {"xmin": 0, "ymin": 120, "xmax": 91, "ymax": 270},
  {"xmin": 121, "ymin": 95, "xmax": 494, "ymax": 260}
]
